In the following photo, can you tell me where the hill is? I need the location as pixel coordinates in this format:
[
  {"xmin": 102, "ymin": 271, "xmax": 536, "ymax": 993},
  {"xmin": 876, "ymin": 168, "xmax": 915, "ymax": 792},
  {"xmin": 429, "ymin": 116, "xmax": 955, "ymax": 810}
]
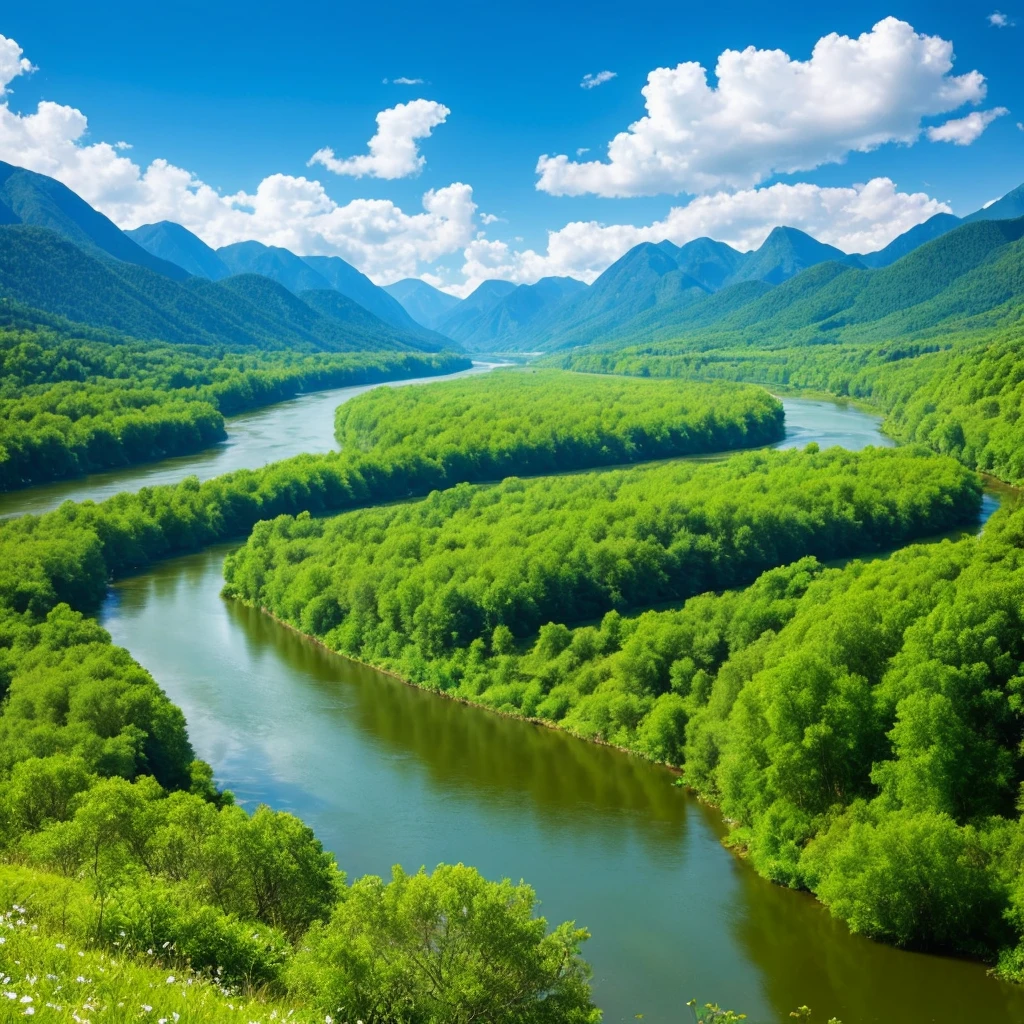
[
  {"xmin": 218, "ymin": 240, "xmax": 333, "ymax": 292},
  {"xmin": 301, "ymin": 253, "xmax": 426, "ymax": 332},
  {"xmin": 0, "ymin": 161, "xmax": 189, "ymax": 281},
  {"xmin": 0, "ymin": 225, "xmax": 449, "ymax": 352},
  {"xmin": 127, "ymin": 221, "xmax": 231, "ymax": 279},
  {"xmin": 384, "ymin": 277, "xmax": 461, "ymax": 328},
  {"xmin": 436, "ymin": 279, "xmax": 518, "ymax": 340},
  {"xmin": 453, "ymin": 277, "xmax": 588, "ymax": 351}
]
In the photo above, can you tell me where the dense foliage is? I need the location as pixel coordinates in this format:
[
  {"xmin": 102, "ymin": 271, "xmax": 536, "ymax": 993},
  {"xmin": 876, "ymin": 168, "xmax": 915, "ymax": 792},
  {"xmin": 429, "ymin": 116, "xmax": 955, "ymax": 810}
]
[
  {"xmin": 550, "ymin": 324, "xmax": 1024, "ymax": 485},
  {"xmin": 335, "ymin": 369, "xmax": 784, "ymax": 476},
  {"xmin": 222, "ymin": 445, "xmax": 979, "ymax": 675},
  {"xmin": 227, "ymin": 482, "xmax": 1024, "ymax": 968},
  {"xmin": 0, "ymin": 321, "xmax": 469, "ymax": 489}
]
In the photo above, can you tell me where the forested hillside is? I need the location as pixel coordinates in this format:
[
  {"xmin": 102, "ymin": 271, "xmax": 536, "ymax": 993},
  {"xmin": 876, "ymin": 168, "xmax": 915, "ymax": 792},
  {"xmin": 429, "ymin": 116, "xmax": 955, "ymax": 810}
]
[
  {"xmin": 223, "ymin": 446, "xmax": 979, "ymax": 667},
  {"xmin": 0, "ymin": 316, "xmax": 469, "ymax": 488},
  {"xmin": 335, "ymin": 369, "xmax": 784, "ymax": 475}
]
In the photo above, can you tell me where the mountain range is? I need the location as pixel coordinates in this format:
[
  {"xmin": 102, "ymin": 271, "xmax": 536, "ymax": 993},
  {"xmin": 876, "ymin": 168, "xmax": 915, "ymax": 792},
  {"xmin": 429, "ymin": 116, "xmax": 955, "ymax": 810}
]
[
  {"xmin": 0, "ymin": 158, "xmax": 1021, "ymax": 359},
  {"xmin": 0, "ymin": 161, "xmax": 449, "ymax": 353}
]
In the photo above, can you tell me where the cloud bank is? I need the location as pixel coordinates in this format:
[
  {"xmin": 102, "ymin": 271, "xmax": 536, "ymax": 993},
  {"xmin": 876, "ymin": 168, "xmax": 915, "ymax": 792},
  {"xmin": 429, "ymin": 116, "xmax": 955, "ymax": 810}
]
[
  {"xmin": 537, "ymin": 18, "xmax": 989, "ymax": 197},
  {"xmin": 308, "ymin": 99, "xmax": 449, "ymax": 179}
]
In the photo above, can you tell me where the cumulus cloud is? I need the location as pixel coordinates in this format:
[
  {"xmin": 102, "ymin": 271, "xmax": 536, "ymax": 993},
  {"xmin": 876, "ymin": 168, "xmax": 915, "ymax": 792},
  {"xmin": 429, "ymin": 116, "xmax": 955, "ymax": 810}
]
[
  {"xmin": 581, "ymin": 71, "xmax": 616, "ymax": 89},
  {"xmin": 0, "ymin": 34, "xmax": 33, "ymax": 96},
  {"xmin": 479, "ymin": 213, "xmax": 505, "ymax": 225},
  {"xmin": 537, "ymin": 18, "xmax": 988, "ymax": 197},
  {"xmin": 0, "ymin": 35, "xmax": 473, "ymax": 282},
  {"xmin": 927, "ymin": 106, "xmax": 1009, "ymax": 144},
  {"xmin": 308, "ymin": 99, "xmax": 449, "ymax": 179},
  {"xmin": 988, "ymin": 11, "xmax": 1013, "ymax": 26},
  {"xmin": 455, "ymin": 178, "xmax": 949, "ymax": 294}
]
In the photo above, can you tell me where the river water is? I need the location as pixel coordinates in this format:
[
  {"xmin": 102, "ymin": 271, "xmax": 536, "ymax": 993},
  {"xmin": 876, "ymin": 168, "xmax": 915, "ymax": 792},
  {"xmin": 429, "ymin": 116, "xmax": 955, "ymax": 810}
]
[{"xmin": 7, "ymin": 376, "xmax": 1022, "ymax": 1022}]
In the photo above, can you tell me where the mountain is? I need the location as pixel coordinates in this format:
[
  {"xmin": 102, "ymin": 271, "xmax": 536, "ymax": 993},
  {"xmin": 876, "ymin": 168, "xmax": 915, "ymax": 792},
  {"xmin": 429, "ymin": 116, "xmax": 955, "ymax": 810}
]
[
  {"xmin": 560, "ymin": 214, "xmax": 1024, "ymax": 359},
  {"xmin": 453, "ymin": 277, "xmax": 589, "ymax": 351},
  {"xmin": 0, "ymin": 161, "xmax": 189, "ymax": 281},
  {"xmin": 0, "ymin": 224, "xmax": 449, "ymax": 353},
  {"xmin": 217, "ymin": 241, "xmax": 332, "ymax": 293},
  {"xmin": 436, "ymin": 280, "xmax": 518, "ymax": 340},
  {"xmin": 859, "ymin": 213, "xmax": 962, "ymax": 269},
  {"xmin": 384, "ymin": 278, "xmax": 461, "ymax": 329},
  {"xmin": 301, "ymin": 255, "xmax": 424, "ymax": 333},
  {"xmin": 726, "ymin": 226, "xmax": 854, "ymax": 286},
  {"xmin": 669, "ymin": 236, "xmax": 748, "ymax": 290},
  {"xmin": 964, "ymin": 183, "xmax": 1024, "ymax": 224},
  {"xmin": 127, "ymin": 221, "xmax": 231, "ymax": 279}
]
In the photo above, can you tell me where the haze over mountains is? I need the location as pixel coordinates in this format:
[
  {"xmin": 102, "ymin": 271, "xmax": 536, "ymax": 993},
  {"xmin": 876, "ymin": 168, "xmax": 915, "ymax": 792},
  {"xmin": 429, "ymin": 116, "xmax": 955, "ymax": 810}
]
[{"xmin": 0, "ymin": 159, "xmax": 1021, "ymax": 361}]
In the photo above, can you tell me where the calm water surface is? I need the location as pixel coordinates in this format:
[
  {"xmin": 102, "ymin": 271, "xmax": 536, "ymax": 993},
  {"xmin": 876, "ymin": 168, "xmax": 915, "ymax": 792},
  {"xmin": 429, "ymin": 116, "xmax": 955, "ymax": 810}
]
[
  {"xmin": 3, "ymin": 378, "xmax": 1015, "ymax": 1022},
  {"xmin": 73, "ymin": 391, "xmax": 1017, "ymax": 1023},
  {"xmin": 0, "ymin": 362, "xmax": 498, "ymax": 518}
]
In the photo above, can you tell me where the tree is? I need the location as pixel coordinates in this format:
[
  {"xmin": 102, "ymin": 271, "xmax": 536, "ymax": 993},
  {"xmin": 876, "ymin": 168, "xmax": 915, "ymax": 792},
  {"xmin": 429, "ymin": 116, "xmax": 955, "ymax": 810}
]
[{"xmin": 289, "ymin": 863, "xmax": 600, "ymax": 1024}]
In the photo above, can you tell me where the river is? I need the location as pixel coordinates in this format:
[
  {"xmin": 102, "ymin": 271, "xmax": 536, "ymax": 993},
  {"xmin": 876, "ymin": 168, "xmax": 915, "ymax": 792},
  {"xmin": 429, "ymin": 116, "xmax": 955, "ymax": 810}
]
[{"xmin": 7, "ymin": 376, "xmax": 1022, "ymax": 1022}]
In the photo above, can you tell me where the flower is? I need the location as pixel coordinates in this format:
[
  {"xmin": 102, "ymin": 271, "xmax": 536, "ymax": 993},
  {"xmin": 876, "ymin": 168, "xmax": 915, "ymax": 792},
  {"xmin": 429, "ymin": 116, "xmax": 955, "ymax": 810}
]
[
  {"xmin": 23, "ymin": 1007, "xmax": 34, "ymax": 1016},
  {"xmin": 142, "ymin": 1005, "xmax": 153, "ymax": 1013},
  {"xmin": 166, "ymin": 977, "xmax": 175, "ymax": 985},
  {"xmin": 19, "ymin": 996, "xmax": 32, "ymax": 1004},
  {"xmin": 55, "ymin": 943, "xmax": 65, "ymax": 950}
]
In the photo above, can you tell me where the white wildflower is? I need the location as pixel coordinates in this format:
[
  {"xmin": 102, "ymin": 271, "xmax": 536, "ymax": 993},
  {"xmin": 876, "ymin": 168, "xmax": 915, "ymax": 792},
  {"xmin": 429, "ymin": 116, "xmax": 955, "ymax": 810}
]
[
  {"xmin": 142, "ymin": 1005, "xmax": 153, "ymax": 1013},
  {"xmin": 166, "ymin": 976, "xmax": 175, "ymax": 984},
  {"xmin": 55, "ymin": 943, "xmax": 65, "ymax": 950},
  {"xmin": 22, "ymin": 1007, "xmax": 34, "ymax": 1016},
  {"xmin": 19, "ymin": 996, "xmax": 32, "ymax": 1004}
]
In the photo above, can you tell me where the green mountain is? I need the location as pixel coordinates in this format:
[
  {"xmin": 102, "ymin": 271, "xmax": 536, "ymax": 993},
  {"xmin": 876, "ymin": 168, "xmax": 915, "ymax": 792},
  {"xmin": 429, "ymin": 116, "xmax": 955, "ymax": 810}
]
[
  {"xmin": 217, "ymin": 240, "xmax": 332, "ymax": 292},
  {"xmin": 436, "ymin": 280, "xmax": 518, "ymax": 340},
  {"xmin": 384, "ymin": 278, "xmax": 461, "ymax": 329},
  {"xmin": 964, "ymin": 183, "xmax": 1024, "ymax": 224},
  {"xmin": 726, "ymin": 226, "xmax": 855, "ymax": 286},
  {"xmin": 0, "ymin": 225, "xmax": 448, "ymax": 352},
  {"xmin": 558, "ymin": 214, "xmax": 1024, "ymax": 359},
  {"xmin": 453, "ymin": 277, "xmax": 588, "ymax": 351},
  {"xmin": 301, "ymin": 254, "xmax": 424, "ymax": 333},
  {"xmin": 128, "ymin": 221, "xmax": 231, "ymax": 279},
  {"xmin": 0, "ymin": 161, "xmax": 189, "ymax": 281},
  {"xmin": 859, "ymin": 213, "xmax": 961, "ymax": 269},
  {"xmin": 512, "ymin": 228, "xmax": 860, "ymax": 352}
]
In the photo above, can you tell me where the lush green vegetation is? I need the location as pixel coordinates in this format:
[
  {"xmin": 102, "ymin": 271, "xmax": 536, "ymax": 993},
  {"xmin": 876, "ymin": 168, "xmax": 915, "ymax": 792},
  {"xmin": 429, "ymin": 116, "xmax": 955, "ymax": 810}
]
[
  {"xmin": 225, "ymin": 479, "xmax": 1024, "ymax": 970},
  {"xmin": 0, "ymin": 405, "xmax": 606, "ymax": 1020},
  {"xmin": 221, "ymin": 445, "xmax": 979, "ymax": 684},
  {"xmin": 335, "ymin": 369, "xmax": 784, "ymax": 476},
  {"xmin": 550, "ymin": 326, "xmax": 1024, "ymax": 486},
  {"xmin": 0, "ymin": 319, "xmax": 469, "ymax": 489}
]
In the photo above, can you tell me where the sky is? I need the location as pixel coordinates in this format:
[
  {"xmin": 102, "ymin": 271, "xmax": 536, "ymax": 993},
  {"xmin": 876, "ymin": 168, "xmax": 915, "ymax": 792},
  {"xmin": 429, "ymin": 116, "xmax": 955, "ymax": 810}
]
[{"xmin": 0, "ymin": 0, "xmax": 1021, "ymax": 295}]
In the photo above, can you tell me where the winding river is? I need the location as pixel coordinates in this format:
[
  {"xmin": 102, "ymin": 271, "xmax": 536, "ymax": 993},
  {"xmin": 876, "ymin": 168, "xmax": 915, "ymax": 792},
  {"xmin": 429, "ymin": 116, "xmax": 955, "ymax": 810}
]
[{"xmin": 6, "ymin": 372, "xmax": 1022, "ymax": 1022}]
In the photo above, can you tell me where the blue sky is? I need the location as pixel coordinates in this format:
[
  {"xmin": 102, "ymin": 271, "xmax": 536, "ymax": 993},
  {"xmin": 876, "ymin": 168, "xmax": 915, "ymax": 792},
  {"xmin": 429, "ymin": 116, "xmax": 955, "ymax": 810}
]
[{"xmin": 1, "ymin": 1, "xmax": 1021, "ymax": 293}]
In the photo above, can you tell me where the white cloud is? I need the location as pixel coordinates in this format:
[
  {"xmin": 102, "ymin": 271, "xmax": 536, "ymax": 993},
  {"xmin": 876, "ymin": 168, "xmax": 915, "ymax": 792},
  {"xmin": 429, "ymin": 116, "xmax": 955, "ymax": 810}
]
[
  {"xmin": 0, "ymin": 34, "xmax": 34, "ymax": 96},
  {"xmin": 455, "ymin": 178, "xmax": 949, "ymax": 294},
  {"xmin": 576, "ymin": 147, "xmax": 590, "ymax": 156},
  {"xmin": 392, "ymin": 76, "xmax": 425, "ymax": 85},
  {"xmin": 988, "ymin": 11, "xmax": 1013, "ymax": 26},
  {"xmin": 581, "ymin": 71, "xmax": 617, "ymax": 90},
  {"xmin": 113, "ymin": 140, "xmax": 132, "ymax": 150},
  {"xmin": 0, "ymin": 36, "xmax": 473, "ymax": 283},
  {"xmin": 479, "ymin": 212, "xmax": 505, "ymax": 225},
  {"xmin": 537, "ymin": 18, "xmax": 988, "ymax": 197},
  {"xmin": 927, "ymin": 106, "xmax": 1008, "ymax": 145},
  {"xmin": 308, "ymin": 99, "xmax": 449, "ymax": 179}
]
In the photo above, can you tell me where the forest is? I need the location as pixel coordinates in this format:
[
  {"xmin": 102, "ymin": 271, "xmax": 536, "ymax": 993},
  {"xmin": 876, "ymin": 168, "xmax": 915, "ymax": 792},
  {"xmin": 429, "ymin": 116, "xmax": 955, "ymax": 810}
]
[
  {"xmin": 222, "ymin": 446, "xmax": 980, "ymax": 665},
  {"xmin": 335, "ymin": 369, "xmax": 784, "ymax": 476},
  {"xmin": 548, "ymin": 323, "xmax": 1024, "ymax": 485},
  {"xmin": 0, "ymin": 318, "xmax": 469, "ymax": 489}
]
